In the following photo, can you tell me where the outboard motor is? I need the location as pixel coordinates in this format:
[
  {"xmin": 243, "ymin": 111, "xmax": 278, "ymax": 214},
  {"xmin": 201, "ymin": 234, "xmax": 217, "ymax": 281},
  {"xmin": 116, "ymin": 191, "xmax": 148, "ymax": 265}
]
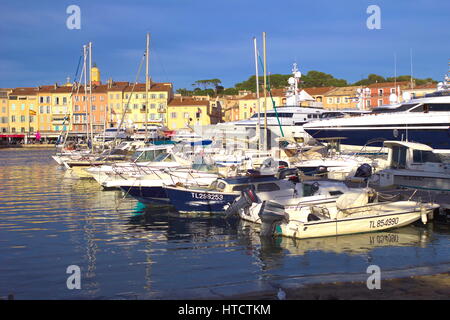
[
  {"xmin": 259, "ymin": 201, "xmax": 289, "ymax": 237},
  {"xmin": 224, "ymin": 188, "xmax": 259, "ymax": 217},
  {"xmin": 354, "ymin": 163, "xmax": 373, "ymax": 178},
  {"xmin": 277, "ymin": 168, "xmax": 299, "ymax": 182}
]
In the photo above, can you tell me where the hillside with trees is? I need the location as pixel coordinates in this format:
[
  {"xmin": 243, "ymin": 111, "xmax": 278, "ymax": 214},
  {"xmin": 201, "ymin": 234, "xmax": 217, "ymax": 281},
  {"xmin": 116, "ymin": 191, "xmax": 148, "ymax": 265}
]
[{"xmin": 176, "ymin": 72, "xmax": 436, "ymax": 96}]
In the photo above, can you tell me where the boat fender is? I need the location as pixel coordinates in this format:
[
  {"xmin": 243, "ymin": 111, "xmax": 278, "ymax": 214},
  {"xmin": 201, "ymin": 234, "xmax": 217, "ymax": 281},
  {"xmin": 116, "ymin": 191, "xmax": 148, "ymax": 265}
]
[{"xmin": 420, "ymin": 206, "xmax": 428, "ymax": 224}]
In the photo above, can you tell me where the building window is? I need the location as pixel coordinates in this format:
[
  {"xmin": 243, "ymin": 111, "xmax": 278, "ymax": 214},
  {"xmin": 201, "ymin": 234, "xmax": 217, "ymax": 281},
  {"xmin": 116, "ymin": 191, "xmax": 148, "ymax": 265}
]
[
  {"xmin": 40, "ymin": 106, "xmax": 44, "ymax": 113},
  {"xmin": 116, "ymin": 94, "xmax": 119, "ymax": 99},
  {"xmin": 21, "ymin": 115, "xmax": 26, "ymax": 122},
  {"xmin": 63, "ymin": 97, "xmax": 67, "ymax": 104},
  {"xmin": 171, "ymin": 112, "xmax": 177, "ymax": 119},
  {"xmin": 159, "ymin": 94, "xmax": 165, "ymax": 99},
  {"xmin": 21, "ymin": 104, "xmax": 25, "ymax": 111},
  {"xmin": 133, "ymin": 104, "xmax": 138, "ymax": 109},
  {"xmin": 150, "ymin": 114, "xmax": 155, "ymax": 120},
  {"xmin": 92, "ymin": 105, "xmax": 96, "ymax": 111},
  {"xmin": 327, "ymin": 98, "xmax": 333, "ymax": 104},
  {"xmin": 378, "ymin": 99, "xmax": 383, "ymax": 106},
  {"xmin": 30, "ymin": 127, "xmax": 34, "ymax": 132},
  {"xmin": 390, "ymin": 88, "xmax": 395, "ymax": 94},
  {"xmin": 184, "ymin": 112, "xmax": 189, "ymax": 119},
  {"xmin": 366, "ymin": 100, "xmax": 371, "ymax": 107},
  {"xmin": 21, "ymin": 127, "xmax": 25, "ymax": 133},
  {"xmin": 151, "ymin": 94, "xmax": 156, "ymax": 99},
  {"xmin": 11, "ymin": 128, "xmax": 16, "ymax": 133},
  {"xmin": 150, "ymin": 104, "xmax": 155, "ymax": 109},
  {"xmin": 378, "ymin": 89, "xmax": 383, "ymax": 96},
  {"xmin": 336, "ymin": 97, "xmax": 341, "ymax": 104},
  {"xmin": 11, "ymin": 115, "xmax": 16, "ymax": 122},
  {"xmin": 47, "ymin": 106, "xmax": 50, "ymax": 113}
]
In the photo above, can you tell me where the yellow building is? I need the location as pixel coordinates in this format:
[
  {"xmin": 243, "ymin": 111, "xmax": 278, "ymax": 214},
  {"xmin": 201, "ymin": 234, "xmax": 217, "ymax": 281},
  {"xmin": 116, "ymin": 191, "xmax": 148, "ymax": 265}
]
[
  {"xmin": 0, "ymin": 89, "xmax": 12, "ymax": 134},
  {"xmin": 238, "ymin": 88, "xmax": 286, "ymax": 120},
  {"xmin": 51, "ymin": 86, "xmax": 74, "ymax": 132},
  {"xmin": 106, "ymin": 81, "xmax": 128, "ymax": 128},
  {"xmin": 323, "ymin": 86, "xmax": 359, "ymax": 110},
  {"xmin": 122, "ymin": 82, "xmax": 173, "ymax": 129},
  {"xmin": 167, "ymin": 97, "xmax": 220, "ymax": 130},
  {"xmin": 37, "ymin": 85, "xmax": 55, "ymax": 134},
  {"xmin": 8, "ymin": 87, "xmax": 39, "ymax": 137}
]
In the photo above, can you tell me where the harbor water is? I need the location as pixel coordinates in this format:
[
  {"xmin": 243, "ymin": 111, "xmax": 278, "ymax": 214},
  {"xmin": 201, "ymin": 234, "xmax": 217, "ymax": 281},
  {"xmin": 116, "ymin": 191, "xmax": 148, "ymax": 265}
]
[{"xmin": 1, "ymin": 148, "xmax": 449, "ymax": 299}]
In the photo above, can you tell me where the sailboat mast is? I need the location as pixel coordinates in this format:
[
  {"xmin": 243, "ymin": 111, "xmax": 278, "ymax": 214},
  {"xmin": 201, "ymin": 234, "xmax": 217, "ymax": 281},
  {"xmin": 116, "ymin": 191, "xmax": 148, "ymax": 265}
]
[
  {"xmin": 89, "ymin": 42, "xmax": 94, "ymax": 151},
  {"xmin": 262, "ymin": 32, "xmax": 268, "ymax": 151},
  {"xmin": 145, "ymin": 33, "xmax": 150, "ymax": 140},
  {"xmin": 83, "ymin": 45, "xmax": 89, "ymax": 143},
  {"xmin": 253, "ymin": 37, "xmax": 261, "ymax": 151}
]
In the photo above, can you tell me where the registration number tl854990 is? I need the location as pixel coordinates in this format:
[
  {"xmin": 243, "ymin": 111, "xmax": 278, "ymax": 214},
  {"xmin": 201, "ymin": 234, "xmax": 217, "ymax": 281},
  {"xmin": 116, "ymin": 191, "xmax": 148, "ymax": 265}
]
[{"xmin": 369, "ymin": 217, "xmax": 399, "ymax": 229}]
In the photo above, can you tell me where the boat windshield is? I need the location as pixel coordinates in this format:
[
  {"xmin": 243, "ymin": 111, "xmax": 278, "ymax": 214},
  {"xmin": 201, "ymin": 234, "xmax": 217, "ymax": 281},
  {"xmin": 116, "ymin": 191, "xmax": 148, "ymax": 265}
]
[
  {"xmin": 153, "ymin": 152, "xmax": 172, "ymax": 162},
  {"xmin": 132, "ymin": 149, "xmax": 167, "ymax": 162},
  {"xmin": 191, "ymin": 163, "xmax": 218, "ymax": 173},
  {"xmin": 412, "ymin": 150, "xmax": 442, "ymax": 163},
  {"xmin": 372, "ymin": 103, "xmax": 419, "ymax": 114}
]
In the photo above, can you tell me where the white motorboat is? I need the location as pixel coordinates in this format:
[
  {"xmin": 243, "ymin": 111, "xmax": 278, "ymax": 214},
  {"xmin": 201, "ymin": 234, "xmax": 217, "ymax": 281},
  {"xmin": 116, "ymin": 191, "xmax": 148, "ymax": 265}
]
[
  {"xmin": 254, "ymin": 189, "xmax": 438, "ymax": 239},
  {"xmin": 374, "ymin": 140, "xmax": 450, "ymax": 192},
  {"xmin": 226, "ymin": 178, "xmax": 352, "ymax": 223}
]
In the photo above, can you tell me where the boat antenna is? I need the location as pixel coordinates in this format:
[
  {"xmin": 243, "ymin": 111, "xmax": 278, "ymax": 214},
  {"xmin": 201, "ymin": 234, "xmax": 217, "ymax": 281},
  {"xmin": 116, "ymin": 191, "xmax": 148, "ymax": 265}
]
[{"xmin": 410, "ymin": 48, "xmax": 414, "ymax": 89}]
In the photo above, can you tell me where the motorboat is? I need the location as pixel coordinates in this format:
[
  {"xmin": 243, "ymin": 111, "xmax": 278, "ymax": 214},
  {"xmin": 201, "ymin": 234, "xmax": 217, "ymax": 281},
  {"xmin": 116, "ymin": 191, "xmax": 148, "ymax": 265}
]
[
  {"xmin": 164, "ymin": 173, "xmax": 296, "ymax": 214},
  {"xmin": 373, "ymin": 140, "xmax": 450, "ymax": 192},
  {"xmin": 252, "ymin": 189, "xmax": 438, "ymax": 239},
  {"xmin": 226, "ymin": 178, "xmax": 353, "ymax": 224},
  {"xmin": 119, "ymin": 163, "xmax": 221, "ymax": 204}
]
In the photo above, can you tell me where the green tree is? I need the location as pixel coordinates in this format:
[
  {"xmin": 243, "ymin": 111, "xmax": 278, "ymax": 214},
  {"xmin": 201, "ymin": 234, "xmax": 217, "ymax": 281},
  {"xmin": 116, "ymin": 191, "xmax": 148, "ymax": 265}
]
[{"xmin": 353, "ymin": 74, "xmax": 386, "ymax": 86}]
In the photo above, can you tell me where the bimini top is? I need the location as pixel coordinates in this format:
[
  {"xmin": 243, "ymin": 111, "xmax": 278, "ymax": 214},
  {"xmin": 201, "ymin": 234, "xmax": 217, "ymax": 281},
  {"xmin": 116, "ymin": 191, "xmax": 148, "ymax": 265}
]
[
  {"xmin": 222, "ymin": 175, "xmax": 278, "ymax": 185},
  {"xmin": 383, "ymin": 140, "xmax": 434, "ymax": 151}
]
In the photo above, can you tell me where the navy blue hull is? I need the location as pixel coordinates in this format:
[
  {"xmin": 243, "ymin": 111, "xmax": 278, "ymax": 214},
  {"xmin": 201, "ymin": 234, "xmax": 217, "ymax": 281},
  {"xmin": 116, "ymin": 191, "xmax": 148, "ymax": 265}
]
[
  {"xmin": 305, "ymin": 128, "xmax": 450, "ymax": 150},
  {"xmin": 165, "ymin": 187, "xmax": 238, "ymax": 213},
  {"xmin": 120, "ymin": 186, "xmax": 170, "ymax": 204}
]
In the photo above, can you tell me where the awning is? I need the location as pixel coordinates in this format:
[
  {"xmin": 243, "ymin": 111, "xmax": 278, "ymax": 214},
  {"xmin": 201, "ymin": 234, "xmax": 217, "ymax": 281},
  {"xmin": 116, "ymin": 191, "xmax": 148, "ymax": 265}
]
[{"xmin": 0, "ymin": 134, "xmax": 26, "ymax": 138}]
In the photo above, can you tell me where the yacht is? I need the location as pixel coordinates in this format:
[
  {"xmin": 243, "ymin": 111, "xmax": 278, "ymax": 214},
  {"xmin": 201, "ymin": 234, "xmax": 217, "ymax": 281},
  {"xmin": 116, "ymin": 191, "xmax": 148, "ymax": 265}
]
[
  {"xmin": 303, "ymin": 73, "xmax": 450, "ymax": 153},
  {"xmin": 200, "ymin": 63, "xmax": 331, "ymax": 144}
]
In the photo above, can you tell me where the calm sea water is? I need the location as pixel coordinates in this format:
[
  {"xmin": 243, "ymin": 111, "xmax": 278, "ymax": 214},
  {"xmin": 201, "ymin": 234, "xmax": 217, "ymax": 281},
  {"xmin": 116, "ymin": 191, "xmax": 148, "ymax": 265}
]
[{"xmin": 0, "ymin": 148, "xmax": 449, "ymax": 299}]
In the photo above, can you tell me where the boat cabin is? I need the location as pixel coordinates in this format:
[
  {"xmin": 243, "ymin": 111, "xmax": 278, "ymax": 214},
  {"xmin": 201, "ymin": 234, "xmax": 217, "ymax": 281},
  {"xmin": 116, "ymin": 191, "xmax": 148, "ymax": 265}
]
[
  {"xmin": 384, "ymin": 141, "xmax": 448, "ymax": 172},
  {"xmin": 209, "ymin": 175, "xmax": 294, "ymax": 195}
]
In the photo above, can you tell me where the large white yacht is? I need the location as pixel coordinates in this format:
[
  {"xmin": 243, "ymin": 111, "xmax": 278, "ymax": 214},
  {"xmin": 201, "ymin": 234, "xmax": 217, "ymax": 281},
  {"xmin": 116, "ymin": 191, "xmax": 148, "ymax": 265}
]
[
  {"xmin": 303, "ymin": 72, "xmax": 450, "ymax": 153},
  {"xmin": 199, "ymin": 64, "xmax": 358, "ymax": 144}
]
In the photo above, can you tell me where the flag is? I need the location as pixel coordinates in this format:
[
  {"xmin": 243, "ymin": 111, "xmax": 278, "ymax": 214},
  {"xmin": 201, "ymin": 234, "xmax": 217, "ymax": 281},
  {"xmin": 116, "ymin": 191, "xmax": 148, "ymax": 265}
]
[
  {"xmin": 35, "ymin": 131, "xmax": 41, "ymax": 141},
  {"xmin": 29, "ymin": 110, "xmax": 37, "ymax": 115}
]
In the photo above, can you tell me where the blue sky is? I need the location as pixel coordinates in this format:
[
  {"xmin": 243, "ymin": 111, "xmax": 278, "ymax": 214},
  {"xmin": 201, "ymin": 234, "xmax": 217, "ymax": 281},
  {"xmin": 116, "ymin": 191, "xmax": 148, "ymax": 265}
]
[{"xmin": 1, "ymin": 0, "xmax": 449, "ymax": 90}]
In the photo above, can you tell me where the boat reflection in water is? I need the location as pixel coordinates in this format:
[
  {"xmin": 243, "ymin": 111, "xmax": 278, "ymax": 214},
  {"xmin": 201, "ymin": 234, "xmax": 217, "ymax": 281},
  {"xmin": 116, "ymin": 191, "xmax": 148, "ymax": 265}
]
[{"xmin": 237, "ymin": 220, "xmax": 432, "ymax": 258}]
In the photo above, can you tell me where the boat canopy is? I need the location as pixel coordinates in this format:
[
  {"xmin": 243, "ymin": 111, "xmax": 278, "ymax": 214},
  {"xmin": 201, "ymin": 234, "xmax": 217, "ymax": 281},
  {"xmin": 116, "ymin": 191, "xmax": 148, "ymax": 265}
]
[{"xmin": 383, "ymin": 140, "xmax": 434, "ymax": 151}]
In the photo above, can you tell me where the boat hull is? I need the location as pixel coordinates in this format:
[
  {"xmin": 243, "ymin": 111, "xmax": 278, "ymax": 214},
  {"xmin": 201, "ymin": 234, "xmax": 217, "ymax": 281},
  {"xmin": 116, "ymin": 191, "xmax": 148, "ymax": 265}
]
[
  {"xmin": 277, "ymin": 204, "xmax": 435, "ymax": 239},
  {"xmin": 120, "ymin": 186, "xmax": 170, "ymax": 204},
  {"xmin": 164, "ymin": 186, "xmax": 239, "ymax": 214},
  {"xmin": 305, "ymin": 127, "xmax": 450, "ymax": 152}
]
